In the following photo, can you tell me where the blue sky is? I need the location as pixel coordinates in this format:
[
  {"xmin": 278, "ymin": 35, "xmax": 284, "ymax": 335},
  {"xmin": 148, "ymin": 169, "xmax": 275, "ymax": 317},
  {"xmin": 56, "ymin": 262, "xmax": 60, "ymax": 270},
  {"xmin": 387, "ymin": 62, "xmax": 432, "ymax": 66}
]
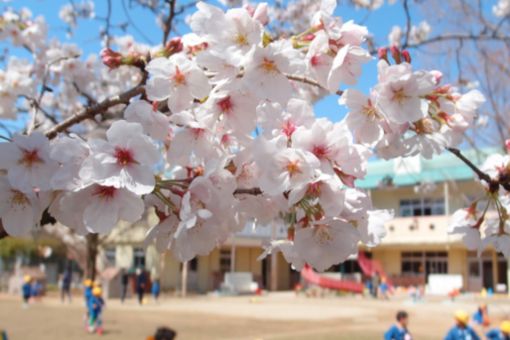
[{"xmin": 3, "ymin": 0, "xmax": 422, "ymax": 134}]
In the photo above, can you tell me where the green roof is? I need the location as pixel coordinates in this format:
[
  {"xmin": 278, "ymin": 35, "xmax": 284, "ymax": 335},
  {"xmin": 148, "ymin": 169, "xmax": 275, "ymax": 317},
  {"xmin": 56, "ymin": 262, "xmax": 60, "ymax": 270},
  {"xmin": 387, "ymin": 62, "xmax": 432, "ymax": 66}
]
[{"xmin": 356, "ymin": 148, "xmax": 500, "ymax": 189}]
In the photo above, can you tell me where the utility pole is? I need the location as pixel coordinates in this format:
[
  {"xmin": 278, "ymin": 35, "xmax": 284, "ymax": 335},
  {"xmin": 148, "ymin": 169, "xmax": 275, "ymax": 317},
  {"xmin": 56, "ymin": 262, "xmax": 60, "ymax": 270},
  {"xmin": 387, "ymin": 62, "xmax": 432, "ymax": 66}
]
[
  {"xmin": 270, "ymin": 220, "xmax": 278, "ymax": 291},
  {"xmin": 181, "ymin": 261, "xmax": 188, "ymax": 297}
]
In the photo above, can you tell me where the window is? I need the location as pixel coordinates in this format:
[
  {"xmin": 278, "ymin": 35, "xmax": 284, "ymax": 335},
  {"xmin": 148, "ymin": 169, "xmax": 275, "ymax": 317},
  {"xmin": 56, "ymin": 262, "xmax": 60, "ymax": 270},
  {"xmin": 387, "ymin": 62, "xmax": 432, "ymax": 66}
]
[
  {"xmin": 133, "ymin": 247, "xmax": 145, "ymax": 268},
  {"xmin": 399, "ymin": 198, "xmax": 445, "ymax": 217},
  {"xmin": 327, "ymin": 260, "xmax": 361, "ymax": 274},
  {"xmin": 401, "ymin": 251, "xmax": 448, "ymax": 276},
  {"xmin": 469, "ymin": 261, "xmax": 480, "ymax": 277},
  {"xmin": 401, "ymin": 252, "xmax": 424, "ymax": 275},
  {"xmin": 104, "ymin": 247, "xmax": 116, "ymax": 267},
  {"xmin": 180, "ymin": 257, "xmax": 198, "ymax": 272},
  {"xmin": 219, "ymin": 249, "xmax": 231, "ymax": 273}
]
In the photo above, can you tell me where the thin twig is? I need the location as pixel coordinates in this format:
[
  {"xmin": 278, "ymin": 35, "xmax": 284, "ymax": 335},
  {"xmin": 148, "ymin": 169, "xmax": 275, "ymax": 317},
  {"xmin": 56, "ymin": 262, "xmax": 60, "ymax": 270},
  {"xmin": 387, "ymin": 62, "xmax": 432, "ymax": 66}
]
[
  {"xmin": 45, "ymin": 85, "xmax": 145, "ymax": 139},
  {"xmin": 104, "ymin": 0, "xmax": 113, "ymax": 48},
  {"xmin": 402, "ymin": 0, "xmax": 412, "ymax": 48},
  {"xmin": 121, "ymin": 0, "xmax": 155, "ymax": 44},
  {"xmin": 406, "ymin": 33, "xmax": 510, "ymax": 49},
  {"xmin": 73, "ymin": 82, "xmax": 98, "ymax": 105},
  {"xmin": 162, "ymin": 0, "xmax": 177, "ymax": 45},
  {"xmin": 446, "ymin": 147, "xmax": 492, "ymax": 184},
  {"xmin": 284, "ymin": 74, "xmax": 344, "ymax": 96}
]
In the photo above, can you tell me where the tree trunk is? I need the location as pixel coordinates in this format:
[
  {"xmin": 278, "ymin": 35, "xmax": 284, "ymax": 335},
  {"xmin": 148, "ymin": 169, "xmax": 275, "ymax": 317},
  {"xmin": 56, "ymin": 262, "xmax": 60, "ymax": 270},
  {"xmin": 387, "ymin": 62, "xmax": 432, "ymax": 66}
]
[
  {"xmin": 86, "ymin": 233, "xmax": 99, "ymax": 281},
  {"xmin": 0, "ymin": 221, "xmax": 7, "ymax": 240}
]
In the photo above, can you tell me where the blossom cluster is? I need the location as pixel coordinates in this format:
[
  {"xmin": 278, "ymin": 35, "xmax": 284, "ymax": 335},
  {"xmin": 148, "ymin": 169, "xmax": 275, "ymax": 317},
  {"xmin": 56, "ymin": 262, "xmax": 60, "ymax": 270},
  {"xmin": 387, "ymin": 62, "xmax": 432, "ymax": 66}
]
[
  {"xmin": 0, "ymin": 7, "xmax": 142, "ymax": 128},
  {"xmin": 449, "ymin": 146, "xmax": 510, "ymax": 257},
  {"xmin": 493, "ymin": 0, "xmax": 510, "ymax": 17},
  {"xmin": 388, "ymin": 21, "xmax": 431, "ymax": 47},
  {"xmin": 0, "ymin": 0, "xmax": 495, "ymax": 271}
]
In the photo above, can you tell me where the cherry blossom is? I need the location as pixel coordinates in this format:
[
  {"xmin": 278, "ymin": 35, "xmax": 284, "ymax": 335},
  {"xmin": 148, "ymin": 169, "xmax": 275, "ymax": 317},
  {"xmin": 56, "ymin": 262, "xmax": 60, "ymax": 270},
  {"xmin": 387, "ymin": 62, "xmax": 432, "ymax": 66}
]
[
  {"xmin": 293, "ymin": 218, "xmax": 361, "ymax": 272},
  {"xmin": 448, "ymin": 208, "xmax": 482, "ymax": 251},
  {"xmin": 124, "ymin": 100, "xmax": 169, "ymax": 140},
  {"xmin": 146, "ymin": 54, "xmax": 211, "ymax": 113},
  {"xmin": 243, "ymin": 45, "xmax": 293, "ymax": 105},
  {"xmin": 374, "ymin": 61, "xmax": 435, "ymax": 124},
  {"xmin": 79, "ymin": 120, "xmax": 160, "ymax": 195},
  {"xmin": 0, "ymin": 132, "xmax": 58, "ymax": 193},
  {"xmin": 254, "ymin": 137, "xmax": 320, "ymax": 196},
  {"xmin": 204, "ymin": 79, "xmax": 258, "ymax": 136},
  {"xmin": 0, "ymin": 177, "xmax": 48, "ymax": 237},
  {"xmin": 50, "ymin": 135, "xmax": 90, "ymax": 191},
  {"xmin": 341, "ymin": 89, "xmax": 385, "ymax": 145},
  {"xmin": 51, "ymin": 184, "xmax": 144, "ymax": 234},
  {"xmin": 359, "ymin": 210, "xmax": 394, "ymax": 247}
]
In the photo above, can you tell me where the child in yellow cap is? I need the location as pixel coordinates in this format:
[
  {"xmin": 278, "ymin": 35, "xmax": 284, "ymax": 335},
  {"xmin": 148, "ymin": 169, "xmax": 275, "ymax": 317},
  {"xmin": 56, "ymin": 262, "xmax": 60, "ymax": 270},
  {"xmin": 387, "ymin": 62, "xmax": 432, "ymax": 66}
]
[
  {"xmin": 444, "ymin": 310, "xmax": 481, "ymax": 340},
  {"xmin": 88, "ymin": 286, "xmax": 105, "ymax": 335},
  {"xmin": 486, "ymin": 320, "xmax": 510, "ymax": 340},
  {"xmin": 21, "ymin": 275, "xmax": 31, "ymax": 308},
  {"xmin": 82, "ymin": 279, "xmax": 94, "ymax": 328}
]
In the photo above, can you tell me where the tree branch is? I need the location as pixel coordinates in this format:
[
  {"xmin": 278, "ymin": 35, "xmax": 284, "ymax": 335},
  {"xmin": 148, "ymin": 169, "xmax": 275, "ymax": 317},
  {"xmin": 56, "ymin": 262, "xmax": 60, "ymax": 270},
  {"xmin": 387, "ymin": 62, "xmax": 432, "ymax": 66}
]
[
  {"xmin": 402, "ymin": 0, "xmax": 412, "ymax": 48},
  {"xmin": 0, "ymin": 220, "xmax": 7, "ymax": 240},
  {"xmin": 45, "ymin": 85, "xmax": 145, "ymax": 139},
  {"xmin": 162, "ymin": 0, "xmax": 177, "ymax": 45},
  {"xmin": 406, "ymin": 33, "xmax": 510, "ymax": 48},
  {"xmin": 284, "ymin": 74, "xmax": 344, "ymax": 96},
  {"xmin": 446, "ymin": 147, "xmax": 493, "ymax": 184}
]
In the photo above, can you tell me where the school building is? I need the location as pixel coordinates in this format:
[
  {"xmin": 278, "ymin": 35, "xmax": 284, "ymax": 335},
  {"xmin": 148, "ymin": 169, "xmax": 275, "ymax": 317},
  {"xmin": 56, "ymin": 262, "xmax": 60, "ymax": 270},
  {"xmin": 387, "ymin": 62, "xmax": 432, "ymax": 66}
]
[{"xmin": 98, "ymin": 148, "xmax": 510, "ymax": 294}]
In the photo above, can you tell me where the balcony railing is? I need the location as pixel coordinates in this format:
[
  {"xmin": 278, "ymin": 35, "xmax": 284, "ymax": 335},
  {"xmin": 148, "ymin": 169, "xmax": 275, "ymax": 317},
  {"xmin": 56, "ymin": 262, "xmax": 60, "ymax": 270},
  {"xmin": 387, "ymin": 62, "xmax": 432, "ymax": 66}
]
[
  {"xmin": 234, "ymin": 214, "xmax": 466, "ymax": 245},
  {"xmin": 235, "ymin": 221, "xmax": 287, "ymax": 240},
  {"xmin": 382, "ymin": 215, "xmax": 462, "ymax": 245}
]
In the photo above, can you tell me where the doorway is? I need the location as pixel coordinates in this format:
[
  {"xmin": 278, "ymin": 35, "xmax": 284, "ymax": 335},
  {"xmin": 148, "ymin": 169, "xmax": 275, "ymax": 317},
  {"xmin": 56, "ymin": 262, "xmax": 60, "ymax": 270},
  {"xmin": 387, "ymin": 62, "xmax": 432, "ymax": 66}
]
[
  {"xmin": 482, "ymin": 260, "xmax": 494, "ymax": 290},
  {"xmin": 261, "ymin": 257, "xmax": 270, "ymax": 289},
  {"xmin": 497, "ymin": 255, "xmax": 508, "ymax": 292}
]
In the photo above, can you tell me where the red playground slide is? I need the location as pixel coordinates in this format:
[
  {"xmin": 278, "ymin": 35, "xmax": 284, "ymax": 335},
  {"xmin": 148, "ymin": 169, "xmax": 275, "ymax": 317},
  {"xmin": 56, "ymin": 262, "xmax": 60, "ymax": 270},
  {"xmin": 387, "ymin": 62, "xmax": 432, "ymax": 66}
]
[
  {"xmin": 357, "ymin": 251, "xmax": 393, "ymax": 287},
  {"xmin": 300, "ymin": 265, "xmax": 364, "ymax": 293},
  {"xmin": 300, "ymin": 252, "xmax": 392, "ymax": 293}
]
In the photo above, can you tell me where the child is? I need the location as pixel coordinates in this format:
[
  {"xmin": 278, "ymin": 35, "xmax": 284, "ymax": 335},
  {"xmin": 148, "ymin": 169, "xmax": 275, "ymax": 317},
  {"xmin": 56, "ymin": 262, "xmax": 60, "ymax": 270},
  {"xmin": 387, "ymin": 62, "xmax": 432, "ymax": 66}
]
[
  {"xmin": 486, "ymin": 320, "xmax": 510, "ymax": 340},
  {"xmin": 384, "ymin": 310, "xmax": 412, "ymax": 340},
  {"xmin": 472, "ymin": 304, "xmax": 490, "ymax": 327},
  {"xmin": 88, "ymin": 286, "xmax": 105, "ymax": 335},
  {"xmin": 1, "ymin": 329, "xmax": 8, "ymax": 340},
  {"xmin": 379, "ymin": 277, "xmax": 390, "ymax": 300},
  {"xmin": 152, "ymin": 279, "xmax": 161, "ymax": 303},
  {"xmin": 21, "ymin": 275, "xmax": 31, "ymax": 308},
  {"xmin": 83, "ymin": 279, "xmax": 93, "ymax": 327},
  {"xmin": 147, "ymin": 327, "xmax": 177, "ymax": 340},
  {"xmin": 31, "ymin": 280, "xmax": 43, "ymax": 302},
  {"xmin": 444, "ymin": 310, "xmax": 481, "ymax": 340},
  {"xmin": 83, "ymin": 279, "xmax": 93, "ymax": 303}
]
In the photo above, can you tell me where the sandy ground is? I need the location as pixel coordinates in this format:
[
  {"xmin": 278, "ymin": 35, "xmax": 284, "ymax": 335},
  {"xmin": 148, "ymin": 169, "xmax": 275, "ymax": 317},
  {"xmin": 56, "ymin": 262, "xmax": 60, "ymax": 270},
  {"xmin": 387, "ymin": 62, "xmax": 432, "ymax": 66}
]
[{"xmin": 1, "ymin": 292, "xmax": 510, "ymax": 339}]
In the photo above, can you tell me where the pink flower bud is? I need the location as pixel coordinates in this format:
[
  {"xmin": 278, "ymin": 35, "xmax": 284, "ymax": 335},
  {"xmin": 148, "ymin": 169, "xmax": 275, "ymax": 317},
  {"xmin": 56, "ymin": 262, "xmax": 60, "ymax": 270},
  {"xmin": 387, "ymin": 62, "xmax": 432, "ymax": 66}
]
[
  {"xmin": 506, "ymin": 139, "xmax": 510, "ymax": 153},
  {"xmin": 253, "ymin": 3, "xmax": 269, "ymax": 26},
  {"xmin": 401, "ymin": 50, "xmax": 411, "ymax": 63},
  {"xmin": 100, "ymin": 48, "xmax": 122, "ymax": 69},
  {"xmin": 390, "ymin": 45, "xmax": 401, "ymax": 64},
  {"xmin": 377, "ymin": 47, "xmax": 388, "ymax": 60}
]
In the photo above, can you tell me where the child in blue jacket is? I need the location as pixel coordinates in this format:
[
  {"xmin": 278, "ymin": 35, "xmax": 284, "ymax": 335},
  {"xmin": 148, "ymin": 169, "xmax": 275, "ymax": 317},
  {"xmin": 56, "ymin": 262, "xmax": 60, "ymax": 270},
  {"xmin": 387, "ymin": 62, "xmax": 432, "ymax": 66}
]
[
  {"xmin": 384, "ymin": 310, "xmax": 412, "ymax": 340},
  {"xmin": 88, "ymin": 287, "xmax": 105, "ymax": 334},
  {"xmin": 21, "ymin": 275, "xmax": 31, "ymax": 307},
  {"xmin": 444, "ymin": 310, "xmax": 481, "ymax": 340},
  {"xmin": 486, "ymin": 321, "xmax": 510, "ymax": 340}
]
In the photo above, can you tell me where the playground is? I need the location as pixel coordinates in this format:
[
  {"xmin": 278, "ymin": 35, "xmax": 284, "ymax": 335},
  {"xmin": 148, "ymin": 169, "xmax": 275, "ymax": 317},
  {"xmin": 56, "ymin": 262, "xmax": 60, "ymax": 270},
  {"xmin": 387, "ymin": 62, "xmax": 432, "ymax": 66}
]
[{"xmin": 2, "ymin": 291, "xmax": 510, "ymax": 339}]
